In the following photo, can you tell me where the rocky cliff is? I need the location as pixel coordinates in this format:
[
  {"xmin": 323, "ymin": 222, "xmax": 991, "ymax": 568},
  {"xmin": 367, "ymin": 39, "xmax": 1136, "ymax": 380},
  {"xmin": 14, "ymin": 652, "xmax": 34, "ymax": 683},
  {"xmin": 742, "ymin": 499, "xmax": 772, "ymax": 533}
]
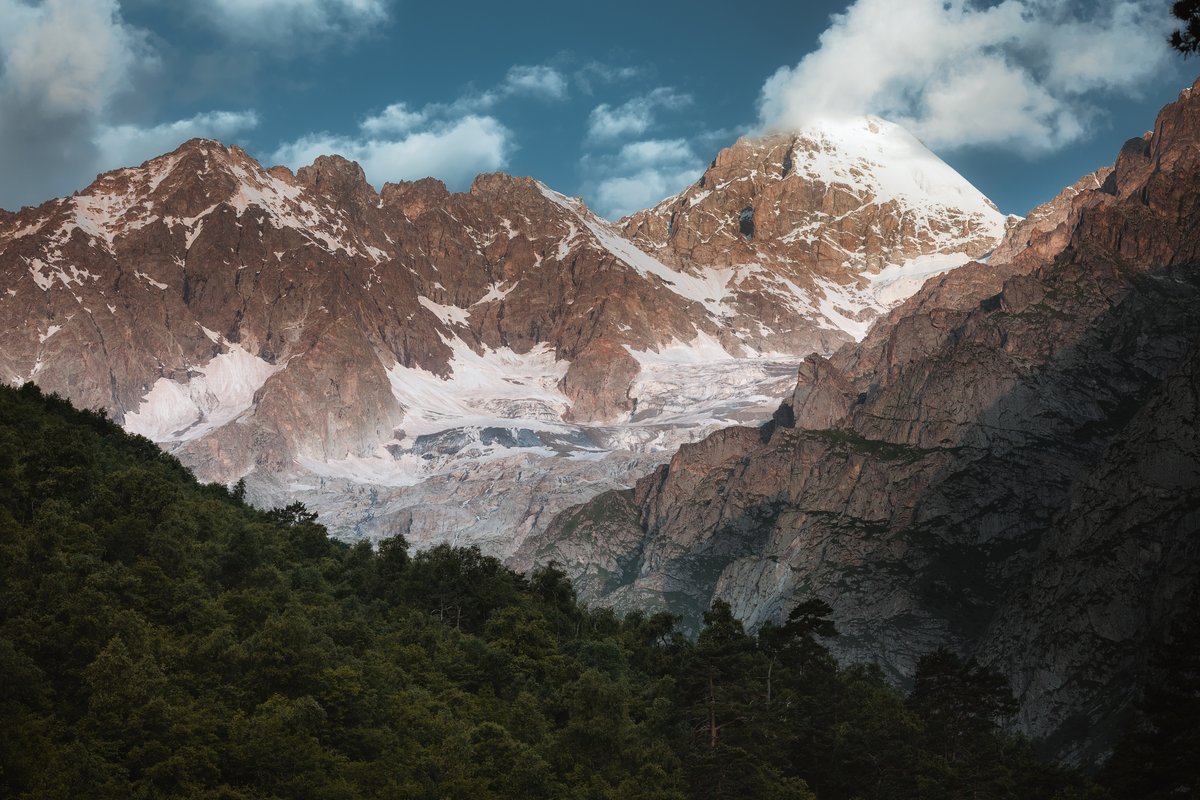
[{"xmin": 525, "ymin": 82, "xmax": 1200, "ymax": 763}]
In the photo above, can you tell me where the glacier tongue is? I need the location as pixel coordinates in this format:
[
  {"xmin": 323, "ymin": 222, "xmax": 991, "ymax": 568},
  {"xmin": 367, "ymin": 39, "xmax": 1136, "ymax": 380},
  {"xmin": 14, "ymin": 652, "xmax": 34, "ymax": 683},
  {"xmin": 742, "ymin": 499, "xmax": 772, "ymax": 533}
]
[
  {"xmin": 385, "ymin": 338, "xmax": 571, "ymax": 438},
  {"xmin": 257, "ymin": 337, "xmax": 805, "ymax": 560}
]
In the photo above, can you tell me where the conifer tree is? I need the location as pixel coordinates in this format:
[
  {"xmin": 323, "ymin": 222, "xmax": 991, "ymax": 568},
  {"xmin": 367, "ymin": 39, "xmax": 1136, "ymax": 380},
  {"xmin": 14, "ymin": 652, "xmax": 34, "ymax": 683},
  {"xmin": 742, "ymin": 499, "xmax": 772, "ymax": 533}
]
[{"xmin": 1171, "ymin": 0, "xmax": 1200, "ymax": 54}]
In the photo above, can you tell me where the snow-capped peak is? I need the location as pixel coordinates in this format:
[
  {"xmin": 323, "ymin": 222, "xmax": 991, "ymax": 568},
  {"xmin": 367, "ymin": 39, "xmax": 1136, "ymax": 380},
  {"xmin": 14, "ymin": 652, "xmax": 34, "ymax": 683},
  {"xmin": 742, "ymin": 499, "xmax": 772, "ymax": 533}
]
[{"xmin": 778, "ymin": 115, "xmax": 1004, "ymax": 232}]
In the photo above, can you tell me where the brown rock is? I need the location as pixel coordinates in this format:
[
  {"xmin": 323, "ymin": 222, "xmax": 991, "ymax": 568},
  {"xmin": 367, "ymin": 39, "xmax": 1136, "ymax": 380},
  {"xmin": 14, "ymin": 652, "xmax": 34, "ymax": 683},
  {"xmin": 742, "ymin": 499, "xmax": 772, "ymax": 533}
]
[
  {"xmin": 789, "ymin": 354, "xmax": 857, "ymax": 430},
  {"xmin": 560, "ymin": 339, "xmax": 639, "ymax": 422}
]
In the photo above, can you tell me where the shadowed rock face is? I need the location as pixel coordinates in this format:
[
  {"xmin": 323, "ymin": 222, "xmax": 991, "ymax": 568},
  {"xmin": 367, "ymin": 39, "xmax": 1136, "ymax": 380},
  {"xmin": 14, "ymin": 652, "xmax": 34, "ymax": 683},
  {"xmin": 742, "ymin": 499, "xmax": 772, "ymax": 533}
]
[
  {"xmin": 527, "ymin": 80, "xmax": 1200, "ymax": 764},
  {"xmin": 0, "ymin": 121, "xmax": 1005, "ymax": 551}
]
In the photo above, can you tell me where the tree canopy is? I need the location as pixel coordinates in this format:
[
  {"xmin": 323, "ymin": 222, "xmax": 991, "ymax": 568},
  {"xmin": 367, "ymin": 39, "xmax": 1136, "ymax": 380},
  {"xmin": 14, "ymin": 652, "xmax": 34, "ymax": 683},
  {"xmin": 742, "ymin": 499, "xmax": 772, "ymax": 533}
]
[{"xmin": 0, "ymin": 382, "xmax": 1108, "ymax": 798}]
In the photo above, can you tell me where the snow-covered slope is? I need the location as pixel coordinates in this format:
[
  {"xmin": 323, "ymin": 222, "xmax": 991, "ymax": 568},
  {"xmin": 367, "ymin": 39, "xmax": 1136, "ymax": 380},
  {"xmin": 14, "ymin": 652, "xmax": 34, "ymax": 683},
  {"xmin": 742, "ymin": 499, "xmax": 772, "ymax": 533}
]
[
  {"xmin": 125, "ymin": 341, "xmax": 282, "ymax": 442},
  {"xmin": 538, "ymin": 184, "xmax": 738, "ymax": 320},
  {"xmin": 783, "ymin": 116, "xmax": 1003, "ymax": 228}
]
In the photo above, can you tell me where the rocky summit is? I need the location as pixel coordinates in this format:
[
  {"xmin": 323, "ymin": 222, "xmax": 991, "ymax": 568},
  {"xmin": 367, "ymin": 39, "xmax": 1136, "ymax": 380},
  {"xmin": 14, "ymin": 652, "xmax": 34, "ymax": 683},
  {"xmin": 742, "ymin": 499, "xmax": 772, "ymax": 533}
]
[
  {"xmin": 0, "ymin": 118, "xmax": 1004, "ymax": 557},
  {"xmin": 525, "ymin": 82, "xmax": 1200, "ymax": 763}
]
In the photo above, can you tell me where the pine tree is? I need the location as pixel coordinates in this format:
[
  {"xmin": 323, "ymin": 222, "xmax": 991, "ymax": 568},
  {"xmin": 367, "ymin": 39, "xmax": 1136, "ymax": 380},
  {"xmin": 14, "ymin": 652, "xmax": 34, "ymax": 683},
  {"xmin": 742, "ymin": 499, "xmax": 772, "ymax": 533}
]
[
  {"xmin": 909, "ymin": 648, "xmax": 1018, "ymax": 764},
  {"xmin": 758, "ymin": 597, "xmax": 839, "ymax": 709},
  {"xmin": 1171, "ymin": 0, "xmax": 1200, "ymax": 54},
  {"xmin": 1104, "ymin": 593, "xmax": 1200, "ymax": 799}
]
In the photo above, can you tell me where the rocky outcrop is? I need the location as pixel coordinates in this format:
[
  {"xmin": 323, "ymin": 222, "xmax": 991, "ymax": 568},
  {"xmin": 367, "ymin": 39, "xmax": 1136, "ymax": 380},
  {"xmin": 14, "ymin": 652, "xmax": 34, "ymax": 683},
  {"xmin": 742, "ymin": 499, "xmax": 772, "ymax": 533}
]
[
  {"xmin": 559, "ymin": 339, "xmax": 639, "ymax": 422},
  {"xmin": 979, "ymin": 340, "xmax": 1200, "ymax": 758},
  {"xmin": 789, "ymin": 354, "xmax": 856, "ymax": 430},
  {"xmin": 528, "ymin": 81, "xmax": 1200, "ymax": 763},
  {"xmin": 988, "ymin": 165, "xmax": 1113, "ymax": 266}
]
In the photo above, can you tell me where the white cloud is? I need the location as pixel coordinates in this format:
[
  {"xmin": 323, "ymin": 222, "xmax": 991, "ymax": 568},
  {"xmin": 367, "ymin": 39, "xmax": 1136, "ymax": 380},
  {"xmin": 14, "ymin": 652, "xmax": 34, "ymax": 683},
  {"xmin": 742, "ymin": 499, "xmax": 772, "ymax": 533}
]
[
  {"xmin": 584, "ymin": 138, "xmax": 703, "ymax": 220},
  {"xmin": 0, "ymin": 0, "xmax": 259, "ymax": 209},
  {"xmin": 587, "ymin": 87, "xmax": 692, "ymax": 143},
  {"xmin": 443, "ymin": 64, "xmax": 571, "ymax": 114},
  {"xmin": 1, "ymin": 0, "xmax": 152, "ymax": 117},
  {"xmin": 500, "ymin": 65, "xmax": 568, "ymax": 102},
  {"xmin": 361, "ymin": 103, "xmax": 429, "ymax": 136},
  {"xmin": 199, "ymin": 0, "xmax": 391, "ymax": 44},
  {"xmin": 580, "ymin": 85, "xmax": 705, "ymax": 218},
  {"xmin": 273, "ymin": 115, "xmax": 512, "ymax": 190},
  {"xmin": 271, "ymin": 62, "xmax": 570, "ymax": 190},
  {"xmin": 759, "ymin": 0, "xmax": 1175, "ymax": 152},
  {"xmin": 616, "ymin": 139, "xmax": 698, "ymax": 170},
  {"xmin": 95, "ymin": 110, "xmax": 261, "ymax": 169}
]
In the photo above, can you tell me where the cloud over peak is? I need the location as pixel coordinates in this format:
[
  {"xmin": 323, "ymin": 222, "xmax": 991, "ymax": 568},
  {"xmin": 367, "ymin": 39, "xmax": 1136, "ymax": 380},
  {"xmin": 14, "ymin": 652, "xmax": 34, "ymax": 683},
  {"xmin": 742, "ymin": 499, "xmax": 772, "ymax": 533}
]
[
  {"xmin": 759, "ymin": 0, "xmax": 1175, "ymax": 152},
  {"xmin": 270, "ymin": 62, "xmax": 573, "ymax": 190},
  {"xmin": 96, "ymin": 111, "xmax": 261, "ymax": 172}
]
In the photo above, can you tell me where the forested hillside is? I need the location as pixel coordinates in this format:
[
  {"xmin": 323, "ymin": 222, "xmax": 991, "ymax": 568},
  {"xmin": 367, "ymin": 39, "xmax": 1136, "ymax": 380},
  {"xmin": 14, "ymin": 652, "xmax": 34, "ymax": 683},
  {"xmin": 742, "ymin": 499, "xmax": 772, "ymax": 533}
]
[{"xmin": 0, "ymin": 383, "xmax": 1104, "ymax": 799}]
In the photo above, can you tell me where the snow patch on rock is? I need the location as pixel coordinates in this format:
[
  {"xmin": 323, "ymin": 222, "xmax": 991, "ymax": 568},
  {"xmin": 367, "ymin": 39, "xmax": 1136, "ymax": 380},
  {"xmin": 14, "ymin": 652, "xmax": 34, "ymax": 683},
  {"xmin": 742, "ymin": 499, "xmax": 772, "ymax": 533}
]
[
  {"xmin": 125, "ymin": 346, "xmax": 282, "ymax": 442},
  {"xmin": 538, "ymin": 183, "xmax": 736, "ymax": 317},
  {"xmin": 417, "ymin": 296, "xmax": 471, "ymax": 327},
  {"xmin": 866, "ymin": 252, "xmax": 975, "ymax": 307}
]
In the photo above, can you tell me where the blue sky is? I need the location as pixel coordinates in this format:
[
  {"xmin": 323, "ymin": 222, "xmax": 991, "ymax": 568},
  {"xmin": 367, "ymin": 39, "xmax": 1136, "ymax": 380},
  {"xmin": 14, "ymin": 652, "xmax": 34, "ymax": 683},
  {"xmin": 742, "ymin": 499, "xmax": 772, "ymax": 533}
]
[{"xmin": 0, "ymin": 0, "xmax": 1189, "ymax": 218}]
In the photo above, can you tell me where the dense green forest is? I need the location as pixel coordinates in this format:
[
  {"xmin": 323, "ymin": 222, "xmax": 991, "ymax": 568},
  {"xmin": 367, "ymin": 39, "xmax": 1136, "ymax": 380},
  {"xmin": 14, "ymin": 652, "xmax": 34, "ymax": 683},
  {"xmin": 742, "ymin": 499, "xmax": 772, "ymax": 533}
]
[{"xmin": 0, "ymin": 382, "xmax": 1167, "ymax": 799}]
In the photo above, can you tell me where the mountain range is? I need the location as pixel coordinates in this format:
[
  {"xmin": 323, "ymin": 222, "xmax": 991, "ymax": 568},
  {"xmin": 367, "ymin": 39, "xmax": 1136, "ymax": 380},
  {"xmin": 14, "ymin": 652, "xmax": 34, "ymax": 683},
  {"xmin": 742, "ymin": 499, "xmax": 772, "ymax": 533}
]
[
  {"xmin": 4, "ymin": 77, "xmax": 1198, "ymax": 765},
  {"xmin": 0, "ymin": 112, "xmax": 1003, "ymax": 558}
]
